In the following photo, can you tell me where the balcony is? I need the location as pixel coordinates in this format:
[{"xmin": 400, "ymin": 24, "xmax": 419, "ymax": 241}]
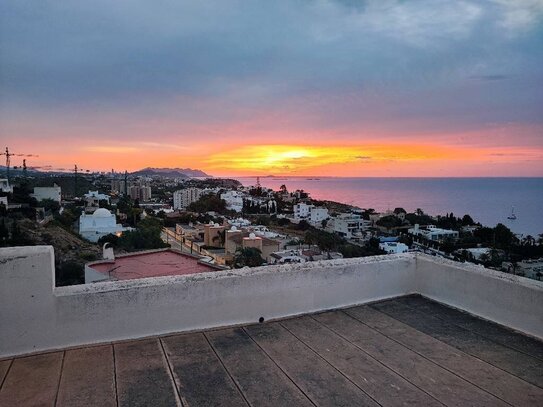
[{"xmin": 1, "ymin": 246, "xmax": 542, "ymax": 405}]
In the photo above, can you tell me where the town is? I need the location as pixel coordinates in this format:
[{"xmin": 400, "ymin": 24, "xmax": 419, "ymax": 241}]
[{"xmin": 1, "ymin": 165, "xmax": 542, "ymax": 286}]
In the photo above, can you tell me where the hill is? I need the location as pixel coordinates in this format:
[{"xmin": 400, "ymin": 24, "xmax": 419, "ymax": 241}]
[{"xmin": 131, "ymin": 167, "xmax": 210, "ymax": 178}]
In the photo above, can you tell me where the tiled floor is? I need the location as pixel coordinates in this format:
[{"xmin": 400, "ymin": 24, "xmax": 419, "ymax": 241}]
[{"xmin": 1, "ymin": 295, "xmax": 542, "ymax": 406}]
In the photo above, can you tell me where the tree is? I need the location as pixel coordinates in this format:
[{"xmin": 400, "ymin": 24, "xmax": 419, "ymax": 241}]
[
  {"xmin": 494, "ymin": 223, "xmax": 516, "ymax": 248},
  {"xmin": 112, "ymin": 217, "xmax": 168, "ymax": 252},
  {"xmin": 188, "ymin": 194, "xmax": 226, "ymax": 214},
  {"xmin": 256, "ymin": 215, "xmax": 270, "ymax": 226},
  {"xmin": 234, "ymin": 247, "xmax": 264, "ymax": 268},
  {"xmin": 0, "ymin": 218, "xmax": 9, "ymax": 246},
  {"xmin": 376, "ymin": 215, "xmax": 402, "ymax": 229},
  {"xmin": 462, "ymin": 214, "xmax": 474, "ymax": 225},
  {"xmin": 40, "ymin": 198, "xmax": 60, "ymax": 212},
  {"xmin": 277, "ymin": 218, "xmax": 290, "ymax": 227},
  {"xmin": 212, "ymin": 229, "xmax": 226, "ymax": 247},
  {"xmin": 297, "ymin": 220, "xmax": 311, "ymax": 231}
]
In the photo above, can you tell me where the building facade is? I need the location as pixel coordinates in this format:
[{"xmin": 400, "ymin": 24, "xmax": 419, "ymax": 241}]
[
  {"xmin": 220, "ymin": 190, "xmax": 244, "ymax": 212},
  {"xmin": 79, "ymin": 208, "xmax": 130, "ymax": 242},
  {"xmin": 173, "ymin": 188, "xmax": 203, "ymax": 210},
  {"xmin": 31, "ymin": 184, "xmax": 62, "ymax": 203}
]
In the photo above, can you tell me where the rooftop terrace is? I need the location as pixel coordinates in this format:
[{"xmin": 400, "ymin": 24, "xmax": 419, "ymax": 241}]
[
  {"xmin": 1, "ymin": 246, "xmax": 542, "ymax": 406},
  {"xmin": 1, "ymin": 295, "xmax": 542, "ymax": 406}
]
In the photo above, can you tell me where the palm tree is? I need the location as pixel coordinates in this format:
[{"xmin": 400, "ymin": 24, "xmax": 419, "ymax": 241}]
[
  {"xmin": 234, "ymin": 247, "xmax": 264, "ymax": 268},
  {"xmin": 212, "ymin": 229, "xmax": 226, "ymax": 247},
  {"xmin": 522, "ymin": 235, "xmax": 535, "ymax": 246}
]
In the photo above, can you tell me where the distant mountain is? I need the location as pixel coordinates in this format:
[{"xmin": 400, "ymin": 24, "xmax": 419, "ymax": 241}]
[{"xmin": 131, "ymin": 167, "xmax": 211, "ymax": 178}]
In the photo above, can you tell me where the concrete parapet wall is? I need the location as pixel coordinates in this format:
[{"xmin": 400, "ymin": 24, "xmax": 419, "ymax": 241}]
[
  {"xmin": 1, "ymin": 247, "xmax": 415, "ymax": 358},
  {"xmin": 1, "ymin": 246, "xmax": 542, "ymax": 358},
  {"xmin": 416, "ymin": 255, "xmax": 543, "ymax": 339}
]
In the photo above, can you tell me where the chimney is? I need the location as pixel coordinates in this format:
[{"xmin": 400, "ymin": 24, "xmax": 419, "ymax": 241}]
[{"xmin": 102, "ymin": 243, "xmax": 115, "ymax": 261}]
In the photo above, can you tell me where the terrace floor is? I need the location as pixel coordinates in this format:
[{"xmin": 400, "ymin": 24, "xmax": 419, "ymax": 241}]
[{"xmin": 1, "ymin": 295, "xmax": 543, "ymax": 406}]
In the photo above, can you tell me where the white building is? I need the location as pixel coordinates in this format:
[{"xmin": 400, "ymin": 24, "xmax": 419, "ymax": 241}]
[
  {"xmin": 84, "ymin": 190, "xmax": 110, "ymax": 206},
  {"xmin": 293, "ymin": 203, "xmax": 312, "ymax": 219},
  {"xmin": 310, "ymin": 207, "xmax": 329, "ymax": 224},
  {"xmin": 220, "ymin": 190, "xmax": 244, "ymax": 212},
  {"xmin": 293, "ymin": 203, "xmax": 329, "ymax": 225},
  {"xmin": 129, "ymin": 185, "xmax": 152, "ymax": 202},
  {"xmin": 463, "ymin": 247, "xmax": 491, "ymax": 261},
  {"xmin": 173, "ymin": 188, "xmax": 203, "ymax": 210},
  {"xmin": 228, "ymin": 218, "xmax": 251, "ymax": 228},
  {"xmin": 79, "ymin": 208, "xmax": 130, "ymax": 242},
  {"xmin": 0, "ymin": 179, "xmax": 13, "ymax": 193},
  {"xmin": 31, "ymin": 184, "xmax": 61, "ymax": 203},
  {"xmin": 502, "ymin": 258, "xmax": 543, "ymax": 280},
  {"xmin": 326, "ymin": 213, "xmax": 367, "ymax": 239},
  {"xmin": 380, "ymin": 242, "xmax": 409, "ymax": 254},
  {"xmin": 408, "ymin": 224, "xmax": 459, "ymax": 242}
]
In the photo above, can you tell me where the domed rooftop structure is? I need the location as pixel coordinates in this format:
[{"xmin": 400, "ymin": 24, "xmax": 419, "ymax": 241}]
[{"xmin": 93, "ymin": 208, "xmax": 112, "ymax": 217}]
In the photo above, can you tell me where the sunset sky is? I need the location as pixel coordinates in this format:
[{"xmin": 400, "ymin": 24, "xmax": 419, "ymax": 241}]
[{"xmin": 1, "ymin": 1, "xmax": 542, "ymax": 177}]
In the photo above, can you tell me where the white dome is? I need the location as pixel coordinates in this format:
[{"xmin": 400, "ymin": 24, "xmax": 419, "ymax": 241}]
[
  {"xmin": 231, "ymin": 226, "xmax": 238, "ymax": 231},
  {"xmin": 93, "ymin": 208, "xmax": 112, "ymax": 217},
  {"xmin": 249, "ymin": 233, "xmax": 256, "ymax": 239}
]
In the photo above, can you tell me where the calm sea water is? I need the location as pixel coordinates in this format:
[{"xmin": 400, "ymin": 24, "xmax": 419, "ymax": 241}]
[{"xmin": 236, "ymin": 177, "xmax": 543, "ymax": 237}]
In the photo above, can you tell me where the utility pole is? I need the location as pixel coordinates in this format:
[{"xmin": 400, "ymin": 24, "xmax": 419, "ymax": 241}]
[
  {"xmin": 74, "ymin": 164, "xmax": 78, "ymax": 197},
  {"xmin": 124, "ymin": 170, "xmax": 127, "ymax": 196}
]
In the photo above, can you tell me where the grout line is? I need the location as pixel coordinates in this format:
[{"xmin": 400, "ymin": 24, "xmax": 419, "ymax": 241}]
[
  {"xmin": 342, "ymin": 308, "xmax": 514, "ymax": 406},
  {"xmin": 375, "ymin": 300, "xmax": 543, "ymax": 389},
  {"xmin": 396, "ymin": 297, "xmax": 543, "ymax": 362},
  {"xmin": 0, "ymin": 359, "xmax": 14, "ymax": 392},
  {"xmin": 158, "ymin": 338, "xmax": 184, "ymax": 407},
  {"xmin": 202, "ymin": 332, "xmax": 252, "ymax": 407},
  {"xmin": 53, "ymin": 351, "xmax": 66, "ymax": 407},
  {"xmin": 306, "ymin": 313, "xmax": 448, "ymax": 407},
  {"xmin": 112, "ymin": 345, "xmax": 119, "ymax": 407},
  {"xmin": 278, "ymin": 320, "xmax": 384, "ymax": 407},
  {"xmin": 242, "ymin": 326, "xmax": 318, "ymax": 407},
  {"xmin": 311, "ymin": 311, "xmax": 459, "ymax": 407}
]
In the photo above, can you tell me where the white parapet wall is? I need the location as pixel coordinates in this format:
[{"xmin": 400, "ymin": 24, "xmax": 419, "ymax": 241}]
[
  {"xmin": 416, "ymin": 255, "xmax": 543, "ymax": 339},
  {"xmin": 0, "ymin": 246, "xmax": 417, "ymax": 358},
  {"xmin": 1, "ymin": 246, "xmax": 542, "ymax": 358}
]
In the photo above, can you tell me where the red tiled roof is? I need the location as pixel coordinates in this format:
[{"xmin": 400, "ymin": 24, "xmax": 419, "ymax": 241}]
[{"xmin": 89, "ymin": 250, "xmax": 218, "ymax": 281}]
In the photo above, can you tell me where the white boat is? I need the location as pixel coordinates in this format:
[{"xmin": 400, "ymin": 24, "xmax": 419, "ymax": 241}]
[{"xmin": 507, "ymin": 206, "xmax": 517, "ymax": 220}]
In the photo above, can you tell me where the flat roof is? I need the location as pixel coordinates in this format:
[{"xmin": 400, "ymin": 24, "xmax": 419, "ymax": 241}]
[
  {"xmin": 2, "ymin": 296, "xmax": 542, "ymax": 406},
  {"xmin": 88, "ymin": 250, "xmax": 219, "ymax": 281}
]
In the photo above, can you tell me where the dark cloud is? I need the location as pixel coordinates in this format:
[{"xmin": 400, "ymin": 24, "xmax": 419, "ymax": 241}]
[
  {"xmin": 470, "ymin": 75, "xmax": 511, "ymax": 81},
  {"xmin": 1, "ymin": 0, "xmax": 542, "ymax": 144}
]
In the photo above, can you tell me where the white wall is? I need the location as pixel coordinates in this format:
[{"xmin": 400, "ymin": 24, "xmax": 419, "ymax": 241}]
[
  {"xmin": 416, "ymin": 255, "xmax": 543, "ymax": 339},
  {"xmin": 0, "ymin": 247, "xmax": 415, "ymax": 358},
  {"xmin": 32, "ymin": 186, "xmax": 61, "ymax": 203},
  {"xmin": 1, "ymin": 246, "xmax": 542, "ymax": 358}
]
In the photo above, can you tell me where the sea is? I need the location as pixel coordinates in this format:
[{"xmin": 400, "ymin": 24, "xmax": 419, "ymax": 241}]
[{"xmin": 235, "ymin": 177, "xmax": 543, "ymax": 237}]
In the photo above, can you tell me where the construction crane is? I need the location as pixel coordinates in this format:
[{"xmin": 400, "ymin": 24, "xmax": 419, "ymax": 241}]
[
  {"xmin": 73, "ymin": 164, "xmax": 92, "ymax": 197},
  {"xmin": 2, "ymin": 147, "xmax": 39, "ymax": 184}
]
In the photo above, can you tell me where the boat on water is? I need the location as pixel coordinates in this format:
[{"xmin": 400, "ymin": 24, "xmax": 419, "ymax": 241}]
[{"xmin": 507, "ymin": 206, "xmax": 517, "ymax": 220}]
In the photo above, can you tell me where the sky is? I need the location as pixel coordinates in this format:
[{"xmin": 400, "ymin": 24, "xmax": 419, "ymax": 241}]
[{"xmin": 1, "ymin": 0, "xmax": 543, "ymax": 177}]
